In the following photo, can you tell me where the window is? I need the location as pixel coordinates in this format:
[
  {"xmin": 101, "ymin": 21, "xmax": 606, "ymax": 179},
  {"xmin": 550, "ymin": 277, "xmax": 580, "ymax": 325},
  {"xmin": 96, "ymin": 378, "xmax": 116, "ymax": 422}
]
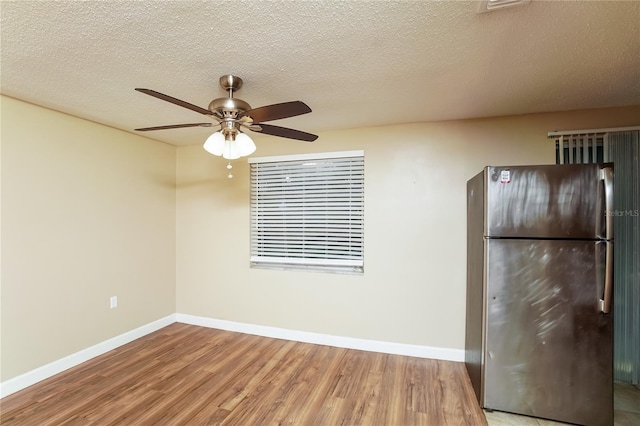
[{"xmin": 249, "ymin": 151, "xmax": 364, "ymax": 274}]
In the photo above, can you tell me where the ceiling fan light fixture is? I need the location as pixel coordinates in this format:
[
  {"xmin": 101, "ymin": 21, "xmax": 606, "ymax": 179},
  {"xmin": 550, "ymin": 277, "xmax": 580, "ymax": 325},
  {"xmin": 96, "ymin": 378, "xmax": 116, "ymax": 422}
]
[
  {"xmin": 204, "ymin": 129, "xmax": 255, "ymax": 160},
  {"xmin": 203, "ymin": 131, "xmax": 225, "ymax": 156}
]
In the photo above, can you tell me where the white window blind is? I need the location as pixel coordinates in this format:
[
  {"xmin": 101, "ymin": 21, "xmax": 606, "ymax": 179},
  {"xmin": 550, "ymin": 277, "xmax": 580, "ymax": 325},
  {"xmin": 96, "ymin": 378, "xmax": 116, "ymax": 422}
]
[{"xmin": 249, "ymin": 151, "xmax": 364, "ymax": 273}]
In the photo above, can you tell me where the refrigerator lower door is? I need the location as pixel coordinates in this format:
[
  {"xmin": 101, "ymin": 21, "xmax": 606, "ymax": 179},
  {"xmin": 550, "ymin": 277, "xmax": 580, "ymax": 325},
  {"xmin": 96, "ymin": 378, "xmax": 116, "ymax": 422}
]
[{"xmin": 484, "ymin": 239, "xmax": 613, "ymax": 426}]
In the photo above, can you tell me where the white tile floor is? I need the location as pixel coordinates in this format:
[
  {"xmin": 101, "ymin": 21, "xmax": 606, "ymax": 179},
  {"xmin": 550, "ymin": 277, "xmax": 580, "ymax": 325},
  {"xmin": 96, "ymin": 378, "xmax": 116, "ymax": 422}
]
[{"xmin": 484, "ymin": 383, "xmax": 640, "ymax": 426}]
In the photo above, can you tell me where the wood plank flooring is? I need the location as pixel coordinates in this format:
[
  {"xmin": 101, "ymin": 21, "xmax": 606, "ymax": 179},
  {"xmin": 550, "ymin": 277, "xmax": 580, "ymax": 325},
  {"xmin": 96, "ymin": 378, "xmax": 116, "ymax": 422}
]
[{"xmin": 0, "ymin": 323, "xmax": 486, "ymax": 425}]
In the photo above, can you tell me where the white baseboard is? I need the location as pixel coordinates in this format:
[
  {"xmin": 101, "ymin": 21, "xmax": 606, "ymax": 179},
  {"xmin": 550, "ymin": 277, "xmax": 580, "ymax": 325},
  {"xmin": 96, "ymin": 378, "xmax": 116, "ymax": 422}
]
[
  {"xmin": 176, "ymin": 313, "xmax": 464, "ymax": 362},
  {"xmin": 1, "ymin": 313, "xmax": 464, "ymax": 399},
  {"xmin": 0, "ymin": 314, "xmax": 177, "ymax": 398}
]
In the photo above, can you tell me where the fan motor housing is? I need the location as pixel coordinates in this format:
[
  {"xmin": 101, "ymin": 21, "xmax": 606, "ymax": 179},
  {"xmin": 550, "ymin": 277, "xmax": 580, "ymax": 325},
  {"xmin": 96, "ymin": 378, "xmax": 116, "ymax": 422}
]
[
  {"xmin": 208, "ymin": 97, "xmax": 251, "ymax": 117},
  {"xmin": 209, "ymin": 75, "xmax": 251, "ymax": 117}
]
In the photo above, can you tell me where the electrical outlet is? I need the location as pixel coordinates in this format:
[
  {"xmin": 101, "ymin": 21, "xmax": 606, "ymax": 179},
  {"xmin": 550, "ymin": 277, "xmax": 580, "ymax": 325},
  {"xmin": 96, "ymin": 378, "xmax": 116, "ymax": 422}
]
[{"xmin": 110, "ymin": 296, "xmax": 118, "ymax": 309}]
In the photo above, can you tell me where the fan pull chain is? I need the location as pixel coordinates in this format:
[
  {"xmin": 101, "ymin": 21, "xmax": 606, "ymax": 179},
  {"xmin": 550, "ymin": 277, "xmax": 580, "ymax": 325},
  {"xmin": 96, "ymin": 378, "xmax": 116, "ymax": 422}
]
[{"xmin": 227, "ymin": 162, "xmax": 233, "ymax": 179}]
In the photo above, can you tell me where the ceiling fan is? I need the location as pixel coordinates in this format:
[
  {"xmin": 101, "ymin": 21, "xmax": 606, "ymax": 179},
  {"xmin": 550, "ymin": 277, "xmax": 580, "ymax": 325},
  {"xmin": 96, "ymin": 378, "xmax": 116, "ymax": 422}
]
[{"xmin": 134, "ymin": 75, "xmax": 318, "ymax": 160}]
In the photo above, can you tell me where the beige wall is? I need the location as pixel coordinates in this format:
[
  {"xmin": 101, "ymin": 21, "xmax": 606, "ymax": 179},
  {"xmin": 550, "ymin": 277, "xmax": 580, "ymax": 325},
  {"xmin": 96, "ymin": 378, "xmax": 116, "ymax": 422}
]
[
  {"xmin": 1, "ymin": 96, "xmax": 177, "ymax": 381},
  {"xmin": 176, "ymin": 106, "xmax": 640, "ymax": 351}
]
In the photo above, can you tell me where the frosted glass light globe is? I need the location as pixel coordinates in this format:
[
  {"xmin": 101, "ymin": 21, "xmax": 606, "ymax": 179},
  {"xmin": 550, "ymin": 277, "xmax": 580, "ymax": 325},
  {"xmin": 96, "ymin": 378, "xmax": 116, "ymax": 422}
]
[
  {"xmin": 222, "ymin": 140, "xmax": 241, "ymax": 160},
  {"xmin": 235, "ymin": 132, "xmax": 257, "ymax": 157},
  {"xmin": 203, "ymin": 131, "xmax": 225, "ymax": 156}
]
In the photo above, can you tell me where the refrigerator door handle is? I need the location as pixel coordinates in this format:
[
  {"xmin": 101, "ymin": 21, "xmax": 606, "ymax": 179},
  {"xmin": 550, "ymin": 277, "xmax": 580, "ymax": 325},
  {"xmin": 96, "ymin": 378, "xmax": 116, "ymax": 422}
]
[
  {"xmin": 599, "ymin": 167, "xmax": 614, "ymax": 240},
  {"xmin": 598, "ymin": 167, "xmax": 613, "ymax": 314},
  {"xmin": 599, "ymin": 241, "xmax": 614, "ymax": 314}
]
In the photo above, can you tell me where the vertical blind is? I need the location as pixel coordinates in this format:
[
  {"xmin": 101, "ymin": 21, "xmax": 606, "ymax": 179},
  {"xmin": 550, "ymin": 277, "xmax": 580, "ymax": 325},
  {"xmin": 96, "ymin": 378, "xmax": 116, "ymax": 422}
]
[
  {"xmin": 552, "ymin": 129, "xmax": 640, "ymax": 386},
  {"xmin": 249, "ymin": 151, "xmax": 364, "ymax": 273},
  {"xmin": 555, "ymin": 133, "xmax": 607, "ymax": 164},
  {"xmin": 608, "ymin": 131, "xmax": 640, "ymax": 386}
]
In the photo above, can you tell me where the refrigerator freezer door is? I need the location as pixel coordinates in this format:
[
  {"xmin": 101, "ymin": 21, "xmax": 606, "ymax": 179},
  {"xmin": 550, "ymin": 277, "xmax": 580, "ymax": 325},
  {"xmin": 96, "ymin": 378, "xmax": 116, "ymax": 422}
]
[
  {"xmin": 485, "ymin": 163, "xmax": 613, "ymax": 239},
  {"xmin": 484, "ymin": 239, "xmax": 613, "ymax": 426}
]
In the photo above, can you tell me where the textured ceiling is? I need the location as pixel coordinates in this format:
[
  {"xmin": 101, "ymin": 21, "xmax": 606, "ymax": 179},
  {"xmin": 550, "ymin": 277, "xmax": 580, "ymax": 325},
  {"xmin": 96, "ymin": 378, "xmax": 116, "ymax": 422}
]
[{"xmin": 1, "ymin": 1, "xmax": 639, "ymax": 147}]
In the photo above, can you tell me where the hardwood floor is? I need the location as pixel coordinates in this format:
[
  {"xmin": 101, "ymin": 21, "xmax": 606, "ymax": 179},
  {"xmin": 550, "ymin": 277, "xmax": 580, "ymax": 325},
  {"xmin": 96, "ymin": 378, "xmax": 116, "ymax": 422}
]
[{"xmin": 0, "ymin": 323, "xmax": 486, "ymax": 425}]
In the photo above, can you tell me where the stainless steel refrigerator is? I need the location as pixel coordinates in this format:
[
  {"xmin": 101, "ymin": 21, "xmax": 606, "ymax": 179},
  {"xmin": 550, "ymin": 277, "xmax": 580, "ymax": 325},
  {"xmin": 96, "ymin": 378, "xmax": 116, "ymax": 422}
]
[{"xmin": 465, "ymin": 163, "xmax": 614, "ymax": 426}]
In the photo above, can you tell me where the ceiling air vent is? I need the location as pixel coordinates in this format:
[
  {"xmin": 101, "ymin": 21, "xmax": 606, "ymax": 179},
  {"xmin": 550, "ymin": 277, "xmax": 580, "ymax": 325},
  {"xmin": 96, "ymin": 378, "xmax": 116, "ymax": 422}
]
[{"xmin": 477, "ymin": 0, "xmax": 531, "ymax": 13}]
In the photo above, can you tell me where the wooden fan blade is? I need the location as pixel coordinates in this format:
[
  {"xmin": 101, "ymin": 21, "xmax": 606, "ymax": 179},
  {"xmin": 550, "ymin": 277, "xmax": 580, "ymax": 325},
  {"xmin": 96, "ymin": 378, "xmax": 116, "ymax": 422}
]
[
  {"xmin": 135, "ymin": 88, "xmax": 211, "ymax": 115},
  {"xmin": 240, "ymin": 101, "xmax": 311, "ymax": 123},
  {"xmin": 254, "ymin": 123, "xmax": 318, "ymax": 142},
  {"xmin": 135, "ymin": 123, "xmax": 214, "ymax": 131}
]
